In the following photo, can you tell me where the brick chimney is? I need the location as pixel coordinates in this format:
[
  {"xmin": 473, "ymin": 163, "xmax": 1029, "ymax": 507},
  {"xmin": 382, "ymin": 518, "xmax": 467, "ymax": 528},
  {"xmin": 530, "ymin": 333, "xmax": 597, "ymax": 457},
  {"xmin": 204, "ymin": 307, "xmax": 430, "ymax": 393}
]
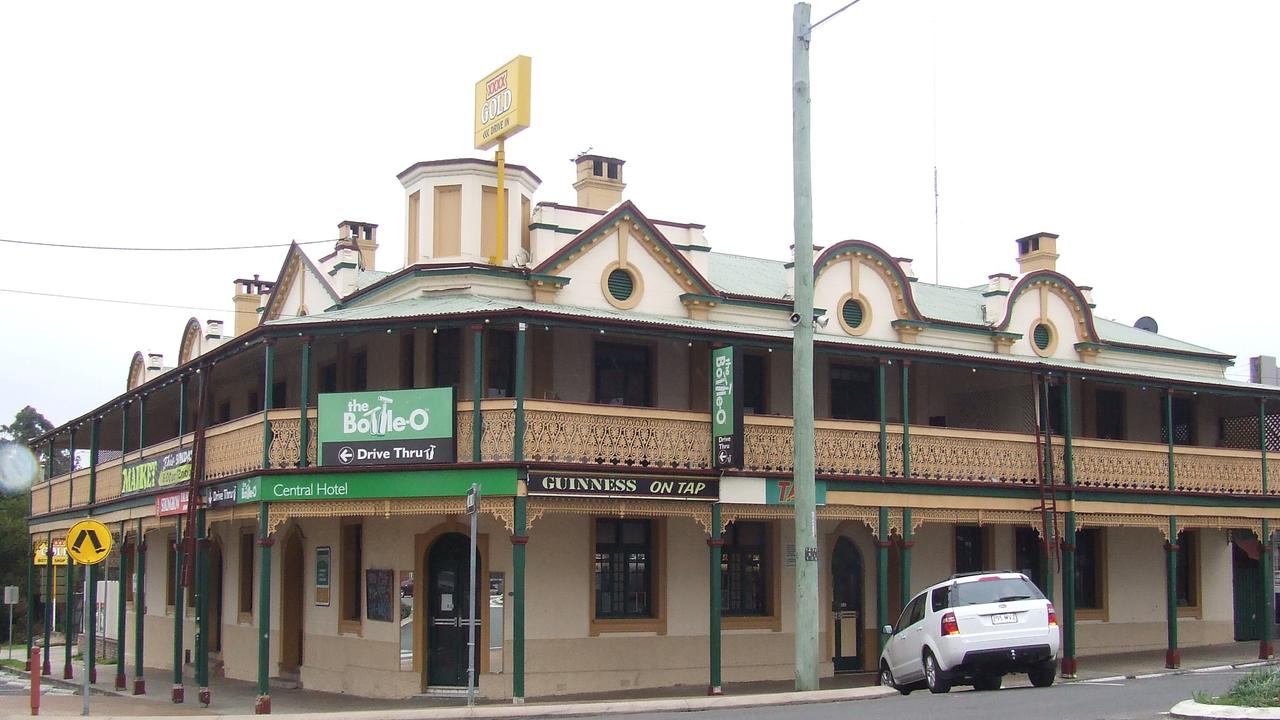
[
  {"xmin": 1015, "ymin": 232, "xmax": 1060, "ymax": 274},
  {"xmin": 573, "ymin": 155, "xmax": 625, "ymax": 211},
  {"xmin": 232, "ymin": 275, "xmax": 274, "ymax": 337},
  {"xmin": 338, "ymin": 220, "xmax": 378, "ymax": 270},
  {"xmin": 205, "ymin": 319, "xmax": 224, "ymax": 339}
]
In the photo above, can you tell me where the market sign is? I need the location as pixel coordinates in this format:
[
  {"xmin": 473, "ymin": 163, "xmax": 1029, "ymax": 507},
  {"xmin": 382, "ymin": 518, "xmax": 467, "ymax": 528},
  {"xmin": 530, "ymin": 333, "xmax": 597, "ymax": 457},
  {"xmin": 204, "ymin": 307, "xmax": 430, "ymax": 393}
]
[
  {"xmin": 317, "ymin": 388, "xmax": 456, "ymax": 467},
  {"xmin": 474, "ymin": 55, "xmax": 532, "ymax": 150},
  {"xmin": 528, "ymin": 472, "xmax": 718, "ymax": 501},
  {"xmin": 710, "ymin": 346, "xmax": 743, "ymax": 470},
  {"xmin": 155, "ymin": 490, "xmax": 190, "ymax": 517},
  {"xmin": 121, "ymin": 447, "xmax": 193, "ymax": 495}
]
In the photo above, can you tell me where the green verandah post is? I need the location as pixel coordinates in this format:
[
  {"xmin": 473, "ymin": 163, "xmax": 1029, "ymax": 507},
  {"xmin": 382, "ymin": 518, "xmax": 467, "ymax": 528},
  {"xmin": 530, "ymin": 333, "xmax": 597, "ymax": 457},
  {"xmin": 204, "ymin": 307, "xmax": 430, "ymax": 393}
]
[
  {"xmin": 899, "ymin": 362, "xmax": 912, "ymax": 606},
  {"xmin": 1060, "ymin": 380, "xmax": 1078, "ymax": 677},
  {"xmin": 255, "ymin": 501, "xmax": 272, "ymax": 715},
  {"xmin": 172, "ymin": 519, "xmax": 184, "ymax": 701},
  {"xmin": 708, "ymin": 503, "xmax": 723, "ymax": 695},
  {"xmin": 1260, "ymin": 398, "xmax": 1273, "ymax": 660},
  {"xmin": 472, "ymin": 325, "xmax": 484, "ymax": 462},
  {"xmin": 133, "ymin": 517, "xmax": 146, "ymax": 694},
  {"xmin": 875, "ymin": 360, "xmax": 889, "ymax": 661},
  {"xmin": 1164, "ymin": 391, "xmax": 1179, "ymax": 669},
  {"xmin": 512, "ymin": 322, "xmax": 528, "ymax": 703},
  {"xmin": 115, "ymin": 521, "xmax": 127, "ymax": 689}
]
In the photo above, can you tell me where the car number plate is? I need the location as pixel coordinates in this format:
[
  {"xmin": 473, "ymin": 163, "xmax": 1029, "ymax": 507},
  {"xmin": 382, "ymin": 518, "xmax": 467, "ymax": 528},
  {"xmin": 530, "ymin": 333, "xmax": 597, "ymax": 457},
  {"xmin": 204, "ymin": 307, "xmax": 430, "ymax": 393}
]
[{"xmin": 991, "ymin": 613, "xmax": 1018, "ymax": 625}]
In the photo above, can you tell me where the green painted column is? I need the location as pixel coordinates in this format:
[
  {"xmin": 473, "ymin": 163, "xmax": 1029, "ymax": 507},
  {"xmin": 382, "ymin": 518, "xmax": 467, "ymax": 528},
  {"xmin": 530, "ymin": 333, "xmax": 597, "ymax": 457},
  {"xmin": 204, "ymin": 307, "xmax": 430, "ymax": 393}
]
[
  {"xmin": 1165, "ymin": 391, "xmax": 1175, "ymax": 491},
  {"xmin": 262, "ymin": 341, "xmax": 275, "ymax": 470},
  {"xmin": 1262, "ymin": 517, "xmax": 1274, "ymax": 660},
  {"xmin": 1037, "ymin": 377, "xmax": 1054, "ymax": 603},
  {"xmin": 471, "ymin": 325, "xmax": 484, "ymax": 462},
  {"xmin": 299, "ymin": 339, "xmax": 311, "ymax": 468},
  {"xmin": 514, "ymin": 323, "xmax": 527, "ymax": 462},
  {"xmin": 25, "ymin": 535, "xmax": 34, "ymax": 671},
  {"xmin": 42, "ymin": 532, "xmax": 52, "ymax": 675},
  {"xmin": 196, "ymin": 508, "xmax": 210, "ymax": 705},
  {"xmin": 875, "ymin": 361, "xmax": 889, "ymax": 660},
  {"xmin": 1061, "ymin": 512, "xmax": 1077, "ymax": 677},
  {"xmin": 1166, "ymin": 516, "xmax": 1179, "ymax": 668},
  {"xmin": 138, "ymin": 397, "xmax": 146, "ymax": 462},
  {"xmin": 255, "ymin": 502, "xmax": 272, "ymax": 714},
  {"xmin": 1263, "ymin": 398, "xmax": 1274, "ymax": 660},
  {"xmin": 512, "ymin": 494, "xmax": 527, "ymax": 703},
  {"xmin": 63, "ymin": 553, "xmax": 74, "ymax": 679},
  {"xmin": 172, "ymin": 520, "xmax": 184, "ymax": 702},
  {"xmin": 1060, "ymin": 380, "xmax": 1077, "ymax": 677},
  {"xmin": 708, "ymin": 503, "xmax": 723, "ymax": 694},
  {"xmin": 115, "ymin": 523, "xmax": 127, "ymax": 689},
  {"xmin": 133, "ymin": 519, "xmax": 146, "ymax": 694},
  {"xmin": 876, "ymin": 507, "xmax": 889, "ymax": 660},
  {"xmin": 45, "ymin": 438, "xmax": 53, "ymax": 510},
  {"xmin": 899, "ymin": 363, "xmax": 912, "ymax": 605},
  {"xmin": 88, "ymin": 418, "xmax": 99, "ymax": 683}
]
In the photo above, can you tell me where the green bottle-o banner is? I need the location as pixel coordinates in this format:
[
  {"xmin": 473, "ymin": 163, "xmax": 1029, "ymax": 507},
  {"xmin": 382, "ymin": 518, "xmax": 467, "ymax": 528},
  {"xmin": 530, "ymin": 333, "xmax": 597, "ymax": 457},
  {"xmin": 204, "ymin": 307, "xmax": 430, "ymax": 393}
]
[
  {"xmin": 317, "ymin": 387, "xmax": 456, "ymax": 467},
  {"xmin": 711, "ymin": 346, "xmax": 743, "ymax": 470}
]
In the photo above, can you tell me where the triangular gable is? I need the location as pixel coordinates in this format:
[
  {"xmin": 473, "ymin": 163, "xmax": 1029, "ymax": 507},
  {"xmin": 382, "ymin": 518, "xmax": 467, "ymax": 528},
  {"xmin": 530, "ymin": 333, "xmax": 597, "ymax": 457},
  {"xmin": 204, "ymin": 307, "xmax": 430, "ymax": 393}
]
[
  {"xmin": 531, "ymin": 200, "xmax": 716, "ymax": 297},
  {"xmin": 262, "ymin": 242, "xmax": 342, "ymax": 323}
]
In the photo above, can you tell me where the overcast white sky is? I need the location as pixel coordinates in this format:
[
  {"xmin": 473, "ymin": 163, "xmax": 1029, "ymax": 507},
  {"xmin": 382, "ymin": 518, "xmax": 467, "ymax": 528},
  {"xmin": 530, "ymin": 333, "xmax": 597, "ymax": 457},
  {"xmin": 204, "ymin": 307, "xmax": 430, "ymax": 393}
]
[{"xmin": 2, "ymin": 0, "xmax": 1278, "ymax": 428}]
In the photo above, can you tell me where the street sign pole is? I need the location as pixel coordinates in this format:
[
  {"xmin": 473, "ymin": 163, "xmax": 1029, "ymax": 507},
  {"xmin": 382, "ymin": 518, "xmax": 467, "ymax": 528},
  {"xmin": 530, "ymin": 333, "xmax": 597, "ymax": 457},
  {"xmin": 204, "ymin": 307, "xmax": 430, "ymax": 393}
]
[
  {"xmin": 81, "ymin": 566, "xmax": 89, "ymax": 716},
  {"xmin": 466, "ymin": 483, "xmax": 479, "ymax": 707}
]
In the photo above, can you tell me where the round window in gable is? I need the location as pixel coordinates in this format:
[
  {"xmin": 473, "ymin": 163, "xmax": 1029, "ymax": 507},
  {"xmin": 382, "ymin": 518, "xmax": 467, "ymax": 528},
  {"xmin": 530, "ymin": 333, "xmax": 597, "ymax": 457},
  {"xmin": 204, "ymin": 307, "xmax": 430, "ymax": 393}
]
[
  {"xmin": 836, "ymin": 293, "xmax": 871, "ymax": 335},
  {"xmin": 1030, "ymin": 321, "xmax": 1057, "ymax": 357},
  {"xmin": 607, "ymin": 268, "xmax": 635, "ymax": 302}
]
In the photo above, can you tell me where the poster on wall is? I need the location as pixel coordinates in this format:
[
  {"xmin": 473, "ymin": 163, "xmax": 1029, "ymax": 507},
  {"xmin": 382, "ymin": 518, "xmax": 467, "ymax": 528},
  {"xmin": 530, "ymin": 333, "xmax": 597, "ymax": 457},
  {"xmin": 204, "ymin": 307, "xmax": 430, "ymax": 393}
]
[
  {"xmin": 365, "ymin": 568, "xmax": 394, "ymax": 622},
  {"xmin": 314, "ymin": 546, "xmax": 331, "ymax": 606}
]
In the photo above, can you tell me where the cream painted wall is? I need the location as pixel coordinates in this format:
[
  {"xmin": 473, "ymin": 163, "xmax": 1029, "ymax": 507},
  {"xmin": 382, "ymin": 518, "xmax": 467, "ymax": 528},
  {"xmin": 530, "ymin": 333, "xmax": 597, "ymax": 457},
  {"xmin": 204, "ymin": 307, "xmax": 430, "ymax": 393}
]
[
  {"xmin": 653, "ymin": 339, "xmax": 690, "ymax": 411},
  {"xmin": 813, "ymin": 258, "xmax": 902, "ymax": 343},
  {"xmin": 553, "ymin": 227, "xmax": 690, "ymax": 318},
  {"xmin": 1005, "ymin": 287, "xmax": 1083, "ymax": 362},
  {"xmin": 550, "ymin": 330, "xmax": 591, "ymax": 404}
]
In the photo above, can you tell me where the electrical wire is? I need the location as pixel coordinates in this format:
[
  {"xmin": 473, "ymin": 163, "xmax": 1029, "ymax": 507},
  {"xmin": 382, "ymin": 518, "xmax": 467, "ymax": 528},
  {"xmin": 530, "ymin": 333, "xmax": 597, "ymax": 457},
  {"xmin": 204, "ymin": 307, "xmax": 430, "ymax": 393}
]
[
  {"xmin": 0, "ymin": 287, "xmax": 300, "ymax": 318},
  {"xmin": 0, "ymin": 237, "xmax": 338, "ymax": 252}
]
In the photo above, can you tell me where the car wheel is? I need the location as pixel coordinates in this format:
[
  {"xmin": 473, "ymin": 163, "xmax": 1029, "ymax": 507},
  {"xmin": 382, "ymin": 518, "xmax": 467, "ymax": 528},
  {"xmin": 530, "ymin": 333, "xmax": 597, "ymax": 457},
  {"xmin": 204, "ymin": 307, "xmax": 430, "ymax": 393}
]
[
  {"xmin": 1029, "ymin": 659, "xmax": 1057, "ymax": 688},
  {"xmin": 881, "ymin": 662, "xmax": 910, "ymax": 695},
  {"xmin": 924, "ymin": 651, "xmax": 951, "ymax": 694},
  {"xmin": 973, "ymin": 674, "xmax": 1002, "ymax": 691}
]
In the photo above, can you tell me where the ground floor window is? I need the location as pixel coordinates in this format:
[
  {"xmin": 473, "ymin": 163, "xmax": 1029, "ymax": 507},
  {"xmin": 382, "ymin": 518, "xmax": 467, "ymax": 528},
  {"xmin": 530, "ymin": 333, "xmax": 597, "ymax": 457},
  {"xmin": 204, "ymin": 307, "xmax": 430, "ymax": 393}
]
[
  {"xmin": 1015, "ymin": 527, "xmax": 1045, "ymax": 593},
  {"xmin": 238, "ymin": 531, "xmax": 254, "ymax": 618},
  {"xmin": 594, "ymin": 518, "xmax": 653, "ymax": 618},
  {"xmin": 955, "ymin": 525, "xmax": 985, "ymax": 574},
  {"xmin": 165, "ymin": 533, "xmax": 177, "ymax": 610},
  {"xmin": 340, "ymin": 521, "xmax": 363, "ymax": 628},
  {"xmin": 1176, "ymin": 529, "xmax": 1199, "ymax": 612},
  {"xmin": 722, "ymin": 522, "xmax": 768, "ymax": 616},
  {"xmin": 1075, "ymin": 528, "xmax": 1107, "ymax": 618}
]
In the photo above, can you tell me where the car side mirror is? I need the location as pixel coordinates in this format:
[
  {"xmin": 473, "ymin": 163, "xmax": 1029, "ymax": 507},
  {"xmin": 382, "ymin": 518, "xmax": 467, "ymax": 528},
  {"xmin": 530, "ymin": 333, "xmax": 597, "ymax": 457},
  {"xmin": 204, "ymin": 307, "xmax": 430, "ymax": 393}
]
[{"xmin": 882, "ymin": 624, "xmax": 894, "ymax": 636}]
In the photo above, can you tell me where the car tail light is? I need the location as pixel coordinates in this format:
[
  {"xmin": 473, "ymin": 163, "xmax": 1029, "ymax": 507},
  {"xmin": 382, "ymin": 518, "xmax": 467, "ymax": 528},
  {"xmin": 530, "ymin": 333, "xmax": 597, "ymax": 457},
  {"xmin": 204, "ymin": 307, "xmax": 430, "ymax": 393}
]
[
  {"xmin": 1047, "ymin": 603, "xmax": 1057, "ymax": 627},
  {"xmin": 941, "ymin": 611, "xmax": 959, "ymax": 636}
]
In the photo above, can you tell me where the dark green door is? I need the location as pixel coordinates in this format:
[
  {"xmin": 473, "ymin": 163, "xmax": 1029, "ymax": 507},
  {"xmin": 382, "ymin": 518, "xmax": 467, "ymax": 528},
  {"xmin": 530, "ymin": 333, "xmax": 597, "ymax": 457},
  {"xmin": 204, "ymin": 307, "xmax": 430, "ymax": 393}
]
[
  {"xmin": 427, "ymin": 533, "xmax": 481, "ymax": 686},
  {"xmin": 831, "ymin": 536, "xmax": 864, "ymax": 672},
  {"xmin": 1233, "ymin": 541, "xmax": 1262, "ymax": 641}
]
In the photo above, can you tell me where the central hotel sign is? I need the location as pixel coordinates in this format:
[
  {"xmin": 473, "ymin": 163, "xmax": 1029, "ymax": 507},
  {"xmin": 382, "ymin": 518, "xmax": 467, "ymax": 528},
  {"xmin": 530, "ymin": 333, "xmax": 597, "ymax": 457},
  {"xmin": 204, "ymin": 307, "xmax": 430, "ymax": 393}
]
[
  {"xmin": 317, "ymin": 387, "xmax": 456, "ymax": 467},
  {"xmin": 528, "ymin": 473, "xmax": 717, "ymax": 501}
]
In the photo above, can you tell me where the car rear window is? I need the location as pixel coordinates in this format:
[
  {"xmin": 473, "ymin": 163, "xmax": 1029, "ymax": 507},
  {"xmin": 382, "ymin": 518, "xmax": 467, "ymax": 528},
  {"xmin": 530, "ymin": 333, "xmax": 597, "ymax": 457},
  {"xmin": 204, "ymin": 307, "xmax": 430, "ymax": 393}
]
[{"xmin": 953, "ymin": 577, "xmax": 1044, "ymax": 606}]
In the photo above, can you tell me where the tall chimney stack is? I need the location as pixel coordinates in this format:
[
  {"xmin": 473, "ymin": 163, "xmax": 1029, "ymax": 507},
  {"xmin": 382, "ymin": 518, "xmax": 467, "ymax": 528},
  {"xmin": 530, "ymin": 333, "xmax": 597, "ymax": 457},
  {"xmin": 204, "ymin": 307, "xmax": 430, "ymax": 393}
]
[
  {"xmin": 1015, "ymin": 232, "xmax": 1060, "ymax": 274},
  {"xmin": 572, "ymin": 154, "xmax": 625, "ymax": 211}
]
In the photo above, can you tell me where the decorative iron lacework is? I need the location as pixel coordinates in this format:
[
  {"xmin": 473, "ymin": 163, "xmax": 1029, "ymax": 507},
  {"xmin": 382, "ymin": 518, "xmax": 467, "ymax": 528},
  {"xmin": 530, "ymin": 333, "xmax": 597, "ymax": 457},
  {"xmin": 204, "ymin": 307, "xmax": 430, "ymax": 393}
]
[
  {"xmin": 527, "ymin": 497, "xmax": 713, "ymax": 535},
  {"xmin": 907, "ymin": 508, "xmax": 1059, "ymax": 538},
  {"xmin": 266, "ymin": 497, "xmax": 515, "ymax": 536}
]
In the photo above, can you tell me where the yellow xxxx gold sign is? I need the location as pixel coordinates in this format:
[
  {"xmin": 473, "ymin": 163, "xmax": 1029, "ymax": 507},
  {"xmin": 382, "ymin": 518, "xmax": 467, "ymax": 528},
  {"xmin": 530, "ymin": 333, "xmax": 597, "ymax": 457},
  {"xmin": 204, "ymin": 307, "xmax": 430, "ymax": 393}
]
[{"xmin": 474, "ymin": 55, "xmax": 531, "ymax": 150}]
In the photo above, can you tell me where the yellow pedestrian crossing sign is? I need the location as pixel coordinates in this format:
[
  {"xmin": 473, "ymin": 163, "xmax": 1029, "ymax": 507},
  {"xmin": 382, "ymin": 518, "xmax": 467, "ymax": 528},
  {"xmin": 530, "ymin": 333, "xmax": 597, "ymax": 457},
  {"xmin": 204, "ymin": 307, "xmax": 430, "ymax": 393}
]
[{"xmin": 66, "ymin": 520, "xmax": 112, "ymax": 565}]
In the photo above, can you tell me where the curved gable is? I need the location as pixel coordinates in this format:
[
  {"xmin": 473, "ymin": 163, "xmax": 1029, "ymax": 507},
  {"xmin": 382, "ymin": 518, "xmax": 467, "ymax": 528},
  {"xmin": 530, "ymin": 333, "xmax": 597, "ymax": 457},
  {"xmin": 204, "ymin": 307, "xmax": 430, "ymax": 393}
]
[
  {"xmin": 178, "ymin": 317, "xmax": 202, "ymax": 365},
  {"xmin": 999, "ymin": 271, "xmax": 1100, "ymax": 360},
  {"xmin": 126, "ymin": 351, "xmax": 146, "ymax": 391},
  {"xmin": 813, "ymin": 241, "xmax": 921, "ymax": 341}
]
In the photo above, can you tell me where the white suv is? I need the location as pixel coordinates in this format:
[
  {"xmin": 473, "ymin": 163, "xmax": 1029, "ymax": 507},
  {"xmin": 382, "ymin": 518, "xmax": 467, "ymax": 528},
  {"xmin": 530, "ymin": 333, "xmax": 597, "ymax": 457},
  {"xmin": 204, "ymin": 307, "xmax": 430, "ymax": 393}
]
[{"xmin": 879, "ymin": 571, "xmax": 1059, "ymax": 694}]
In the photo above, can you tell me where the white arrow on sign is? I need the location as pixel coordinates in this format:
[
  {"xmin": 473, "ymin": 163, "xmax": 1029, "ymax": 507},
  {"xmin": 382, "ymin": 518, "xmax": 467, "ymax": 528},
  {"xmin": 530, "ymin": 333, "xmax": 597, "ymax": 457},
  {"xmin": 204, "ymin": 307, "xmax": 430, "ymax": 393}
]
[{"xmin": 338, "ymin": 447, "xmax": 354, "ymax": 464}]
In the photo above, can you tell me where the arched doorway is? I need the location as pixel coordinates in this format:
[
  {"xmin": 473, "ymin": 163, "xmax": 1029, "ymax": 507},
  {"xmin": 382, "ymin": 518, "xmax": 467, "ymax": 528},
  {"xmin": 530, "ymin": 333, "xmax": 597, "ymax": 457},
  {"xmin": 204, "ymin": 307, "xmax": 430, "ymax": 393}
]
[
  {"xmin": 208, "ymin": 540, "xmax": 223, "ymax": 653},
  {"xmin": 425, "ymin": 533, "xmax": 481, "ymax": 687},
  {"xmin": 279, "ymin": 529, "xmax": 305, "ymax": 676},
  {"xmin": 831, "ymin": 536, "xmax": 865, "ymax": 672}
]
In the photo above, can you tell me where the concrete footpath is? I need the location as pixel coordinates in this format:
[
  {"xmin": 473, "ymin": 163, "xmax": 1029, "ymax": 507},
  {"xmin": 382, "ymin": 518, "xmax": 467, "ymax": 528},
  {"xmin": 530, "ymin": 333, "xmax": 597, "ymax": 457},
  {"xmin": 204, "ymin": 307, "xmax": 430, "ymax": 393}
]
[{"xmin": 0, "ymin": 641, "xmax": 1273, "ymax": 719}]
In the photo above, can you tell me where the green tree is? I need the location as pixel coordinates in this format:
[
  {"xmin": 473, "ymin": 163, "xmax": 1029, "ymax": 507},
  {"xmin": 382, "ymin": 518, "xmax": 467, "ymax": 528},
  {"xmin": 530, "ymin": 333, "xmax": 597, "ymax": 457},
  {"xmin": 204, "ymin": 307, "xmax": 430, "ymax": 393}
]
[
  {"xmin": 1, "ymin": 405, "xmax": 70, "ymax": 477},
  {"xmin": 0, "ymin": 405, "xmax": 66, "ymax": 644}
]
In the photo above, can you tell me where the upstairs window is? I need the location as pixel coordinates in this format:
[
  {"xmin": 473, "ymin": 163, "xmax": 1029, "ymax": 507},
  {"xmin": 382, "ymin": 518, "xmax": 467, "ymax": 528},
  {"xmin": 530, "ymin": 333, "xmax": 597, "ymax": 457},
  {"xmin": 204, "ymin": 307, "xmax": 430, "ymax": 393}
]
[
  {"xmin": 595, "ymin": 342, "xmax": 651, "ymax": 407},
  {"xmin": 830, "ymin": 364, "xmax": 875, "ymax": 421}
]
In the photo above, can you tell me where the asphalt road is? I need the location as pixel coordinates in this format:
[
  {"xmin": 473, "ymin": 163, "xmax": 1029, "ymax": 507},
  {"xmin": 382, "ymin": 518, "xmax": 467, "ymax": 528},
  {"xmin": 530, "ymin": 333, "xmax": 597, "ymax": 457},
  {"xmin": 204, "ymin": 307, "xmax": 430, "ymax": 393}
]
[{"xmin": 585, "ymin": 669, "xmax": 1249, "ymax": 720}]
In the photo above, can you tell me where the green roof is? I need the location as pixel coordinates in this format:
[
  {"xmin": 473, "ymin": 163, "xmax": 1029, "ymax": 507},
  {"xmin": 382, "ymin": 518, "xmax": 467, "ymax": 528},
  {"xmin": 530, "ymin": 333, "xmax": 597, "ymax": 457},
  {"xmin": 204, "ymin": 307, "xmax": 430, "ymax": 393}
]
[{"xmin": 707, "ymin": 252, "xmax": 789, "ymax": 298}]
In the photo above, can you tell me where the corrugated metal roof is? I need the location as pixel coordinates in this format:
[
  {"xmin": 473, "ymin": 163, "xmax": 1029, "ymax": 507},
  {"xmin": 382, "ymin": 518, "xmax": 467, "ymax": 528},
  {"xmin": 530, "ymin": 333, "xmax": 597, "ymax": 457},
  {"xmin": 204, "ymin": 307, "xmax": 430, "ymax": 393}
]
[
  {"xmin": 1093, "ymin": 317, "xmax": 1224, "ymax": 355},
  {"xmin": 707, "ymin": 252, "xmax": 788, "ymax": 298},
  {"xmin": 356, "ymin": 270, "xmax": 391, "ymax": 290},
  {"xmin": 266, "ymin": 291, "xmax": 1258, "ymax": 393},
  {"xmin": 911, "ymin": 283, "xmax": 987, "ymax": 325}
]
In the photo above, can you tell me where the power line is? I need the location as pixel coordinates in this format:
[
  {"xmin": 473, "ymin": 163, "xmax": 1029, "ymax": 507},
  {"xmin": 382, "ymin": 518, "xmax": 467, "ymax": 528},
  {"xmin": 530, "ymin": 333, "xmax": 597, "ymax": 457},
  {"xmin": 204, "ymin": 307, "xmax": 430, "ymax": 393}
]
[
  {"xmin": 0, "ymin": 237, "xmax": 339, "ymax": 252},
  {"xmin": 0, "ymin": 287, "xmax": 299, "ymax": 318}
]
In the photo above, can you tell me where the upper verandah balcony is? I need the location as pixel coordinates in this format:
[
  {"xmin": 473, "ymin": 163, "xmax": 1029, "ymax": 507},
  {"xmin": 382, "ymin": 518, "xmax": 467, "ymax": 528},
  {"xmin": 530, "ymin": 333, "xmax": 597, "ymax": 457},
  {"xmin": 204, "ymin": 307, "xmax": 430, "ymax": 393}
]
[{"xmin": 29, "ymin": 324, "xmax": 1278, "ymax": 518}]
